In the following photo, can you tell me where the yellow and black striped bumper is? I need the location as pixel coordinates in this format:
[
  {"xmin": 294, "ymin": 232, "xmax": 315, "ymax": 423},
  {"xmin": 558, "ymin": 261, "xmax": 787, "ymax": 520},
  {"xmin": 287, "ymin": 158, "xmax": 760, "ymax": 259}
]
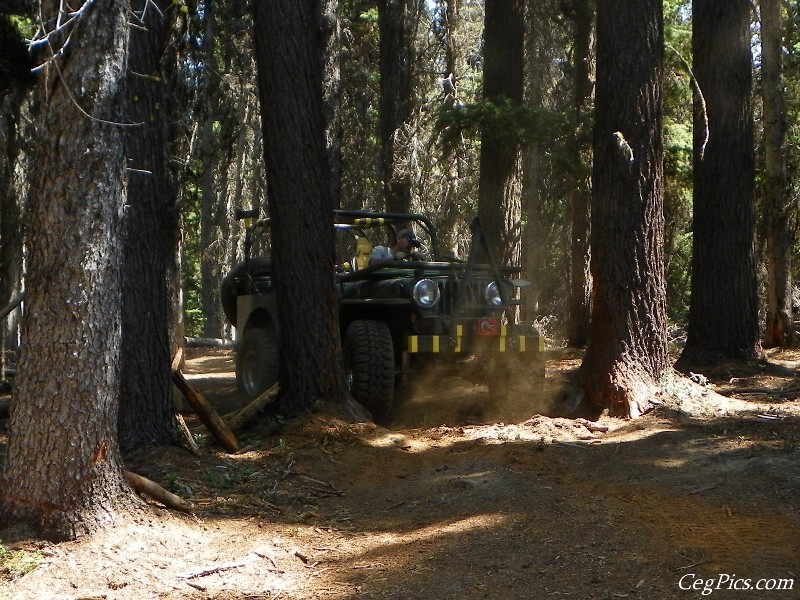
[{"xmin": 406, "ymin": 331, "xmax": 544, "ymax": 354}]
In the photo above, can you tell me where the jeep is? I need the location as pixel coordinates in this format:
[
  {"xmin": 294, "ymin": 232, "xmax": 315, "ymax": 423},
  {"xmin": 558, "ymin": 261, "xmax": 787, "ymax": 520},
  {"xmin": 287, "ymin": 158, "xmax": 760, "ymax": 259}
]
[{"xmin": 221, "ymin": 209, "xmax": 545, "ymax": 421}]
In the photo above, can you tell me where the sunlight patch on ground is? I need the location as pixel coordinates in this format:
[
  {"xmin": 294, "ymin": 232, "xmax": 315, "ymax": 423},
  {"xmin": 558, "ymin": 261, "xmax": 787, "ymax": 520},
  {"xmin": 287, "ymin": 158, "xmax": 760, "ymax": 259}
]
[
  {"xmin": 361, "ymin": 429, "xmax": 429, "ymax": 452},
  {"xmin": 366, "ymin": 416, "xmax": 632, "ymax": 451},
  {"xmin": 317, "ymin": 512, "xmax": 509, "ymax": 571},
  {"xmin": 373, "ymin": 513, "xmax": 506, "ymax": 547},
  {"xmin": 651, "ymin": 457, "xmax": 689, "ymax": 469}
]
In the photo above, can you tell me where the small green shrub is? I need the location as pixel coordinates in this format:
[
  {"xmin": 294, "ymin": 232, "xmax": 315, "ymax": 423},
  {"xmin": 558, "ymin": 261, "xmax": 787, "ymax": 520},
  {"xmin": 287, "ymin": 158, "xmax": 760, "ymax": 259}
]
[{"xmin": 0, "ymin": 543, "xmax": 42, "ymax": 578}]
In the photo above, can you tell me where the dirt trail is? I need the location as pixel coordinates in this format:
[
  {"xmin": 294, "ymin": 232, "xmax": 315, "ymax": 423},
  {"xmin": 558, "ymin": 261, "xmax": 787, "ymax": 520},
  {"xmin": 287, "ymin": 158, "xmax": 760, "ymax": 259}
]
[{"xmin": 3, "ymin": 348, "xmax": 800, "ymax": 599}]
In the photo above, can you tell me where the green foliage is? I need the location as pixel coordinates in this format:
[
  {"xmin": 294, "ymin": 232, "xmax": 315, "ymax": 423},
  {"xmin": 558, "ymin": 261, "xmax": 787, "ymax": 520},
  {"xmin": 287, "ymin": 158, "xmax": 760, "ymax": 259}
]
[
  {"xmin": 200, "ymin": 465, "xmax": 255, "ymax": 489},
  {"xmin": 7, "ymin": 15, "xmax": 36, "ymax": 38},
  {"xmin": 359, "ymin": 7, "xmax": 378, "ymax": 23},
  {"xmin": 0, "ymin": 543, "xmax": 42, "ymax": 578},
  {"xmin": 434, "ymin": 97, "xmax": 569, "ymax": 157},
  {"xmin": 666, "ymin": 231, "xmax": 692, "ymax": 324},
  {"xmin": 181, "ymin": 184, "xmax": 204, "ymax": 338},
  {"xmin": 662, "ymin": 0, "xmax": 695, "ymax": 327}
]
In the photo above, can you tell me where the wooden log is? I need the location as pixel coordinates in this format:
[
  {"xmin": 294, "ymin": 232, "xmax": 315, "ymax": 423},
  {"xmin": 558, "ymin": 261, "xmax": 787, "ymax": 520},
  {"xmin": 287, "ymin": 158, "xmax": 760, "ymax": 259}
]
[
  {"xmin": 184, "ymin": 336, "xmax": 236, "ymax": 349},
  {"xmin": 224, "ymin": 382, "xmax": 280, "ymax": 433},
  {"xmin": 171, "ymin": 368, "xmax": 240, "ymax": 453},
  {"xmin": 124, "ymin": 470, "xmax": 193, "ymax": 512},
  {"xmin": 171, "ymin": 348, "xmax": 240, "ymax": 453}
]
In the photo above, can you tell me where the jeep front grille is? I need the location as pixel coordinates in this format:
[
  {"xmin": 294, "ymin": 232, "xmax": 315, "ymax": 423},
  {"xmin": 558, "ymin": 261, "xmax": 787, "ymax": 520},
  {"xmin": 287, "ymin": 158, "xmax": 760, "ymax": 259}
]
[{"xmin": 439, "ymin": 279, "xmax": 497, "ymax": 320}]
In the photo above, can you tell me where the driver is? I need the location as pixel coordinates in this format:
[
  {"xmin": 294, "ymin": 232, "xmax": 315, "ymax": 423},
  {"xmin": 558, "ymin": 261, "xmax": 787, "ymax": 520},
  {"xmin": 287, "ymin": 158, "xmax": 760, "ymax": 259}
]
[{"xmin": 370, "ymin": 228, "xmax": 421, "ymax": 263}]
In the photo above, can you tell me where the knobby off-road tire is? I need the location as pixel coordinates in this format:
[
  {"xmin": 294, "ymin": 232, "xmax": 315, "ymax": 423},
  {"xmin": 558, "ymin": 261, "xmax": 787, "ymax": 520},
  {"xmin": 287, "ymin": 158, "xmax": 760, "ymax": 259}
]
[
  {"xmin": 344, "ymin": 320, "xmax": 395, "ymax": 423},
  {"xmin": 236, "ymin": 326, "xmax": 279, "ymax": 400}
]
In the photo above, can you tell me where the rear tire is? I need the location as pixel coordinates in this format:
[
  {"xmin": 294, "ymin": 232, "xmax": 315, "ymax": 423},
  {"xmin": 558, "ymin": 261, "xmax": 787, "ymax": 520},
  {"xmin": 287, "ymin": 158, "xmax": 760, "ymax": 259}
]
[
  {"xmin": 344, "ymin": 320, "xmax": 395, "ymax": 422},
  {"xmin": 236, "ymin": 326, "xmax": 279, "ymax": 400}
]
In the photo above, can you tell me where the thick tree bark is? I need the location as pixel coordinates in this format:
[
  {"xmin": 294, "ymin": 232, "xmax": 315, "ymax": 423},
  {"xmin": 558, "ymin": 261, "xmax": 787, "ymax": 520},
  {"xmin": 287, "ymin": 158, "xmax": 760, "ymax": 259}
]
[
  {"xmin": 118, "ymin": 0, "xmax": 179, "ymax": 450},
  {"xmin": 477, "ymin": 0, "xmax": 525, "ymax": 265},
  {"xmin": 580, "ymin": 0, "xmax": 667, "ymax": 417},
  {"xmin": 251, "ymin": 0, "xmax": 347, "ymax": 414},
  {"xmin": 0, "ymin": 0, "xmax": 137, "ymax": 540},
  {"xmin": 761, "ymin": 0, "xmax": 793, "ymax": 348},
  {"xmin": 679, "ymin": 0, "xmax": 759, "ymax": 363}
]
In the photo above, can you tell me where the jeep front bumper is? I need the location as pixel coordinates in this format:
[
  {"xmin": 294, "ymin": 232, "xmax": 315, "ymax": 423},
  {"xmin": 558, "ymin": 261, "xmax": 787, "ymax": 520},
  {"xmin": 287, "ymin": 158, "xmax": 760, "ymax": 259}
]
[{"xmin": 405, "ymin": 324, "xmax": 544, "ymax": 355}]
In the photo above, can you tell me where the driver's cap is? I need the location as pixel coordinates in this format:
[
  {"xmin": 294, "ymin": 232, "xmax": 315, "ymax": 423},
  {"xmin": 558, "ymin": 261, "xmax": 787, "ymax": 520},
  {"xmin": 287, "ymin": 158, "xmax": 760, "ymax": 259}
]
[{"xmin": 397, "ymin": 228, "xmax": 421, "ymax": 248}]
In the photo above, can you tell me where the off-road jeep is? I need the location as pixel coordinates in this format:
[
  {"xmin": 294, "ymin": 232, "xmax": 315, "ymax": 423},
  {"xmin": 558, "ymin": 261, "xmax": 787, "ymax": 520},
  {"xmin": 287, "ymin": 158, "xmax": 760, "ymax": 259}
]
[{"xmin": 221, "ymin": 209, "xmax": 545, "ymax": 421}]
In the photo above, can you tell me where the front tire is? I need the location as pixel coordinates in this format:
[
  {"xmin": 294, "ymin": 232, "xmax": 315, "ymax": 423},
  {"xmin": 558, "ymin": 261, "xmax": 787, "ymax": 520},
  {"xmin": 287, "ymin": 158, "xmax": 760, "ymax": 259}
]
[
  {"xmin": 344, "ymin": 320, "xmax": 395, "ymax": 422},
  {"xmin": 236, "ymin": 326, "xmax": 279, "ymax": 400}
]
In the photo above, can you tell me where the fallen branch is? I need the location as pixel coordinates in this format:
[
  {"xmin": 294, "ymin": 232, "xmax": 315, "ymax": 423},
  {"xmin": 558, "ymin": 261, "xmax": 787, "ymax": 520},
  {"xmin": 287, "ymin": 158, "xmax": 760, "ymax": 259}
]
[
  {"xmin": 124, "ymin": 470, "xmax": 193, "ymax": 512},
  {"xmin": 171, "ymin": 348, "xmax": 240, "ymax": 453},
  {"xmin": 176, "ymin": 552, "xmax": 261, "ymax": 580},
  {"xmin": 720, "ymin": 386, "xmax": 800, "ymax": 398},
  {"xmin": 175, "ymin": 413, "xmax": 201, "ymax": 455},
  {"xmin": 556, "ymin": 441, "xmax": 591, "ymax": 449},
  {"xmin": 575, "ymin": 418, "xmax": 609, "ymax": 433},
  {"xmin": 0, "ymin": 291, "xmax": 25, "ymax": 321},
  {"xmin": 223, "ymin": 383, "xmax": 280, "ymax": 433}
]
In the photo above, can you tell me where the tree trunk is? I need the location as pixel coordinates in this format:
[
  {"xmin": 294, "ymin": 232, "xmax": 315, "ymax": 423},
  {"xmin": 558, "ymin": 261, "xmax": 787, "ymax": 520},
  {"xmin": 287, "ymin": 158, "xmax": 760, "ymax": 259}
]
[
  {"xmin": 199, "ymin": 115, "xmax": 223, "ymax": 338},
  {"xmin": 0, "ymin": 84, "xmax": 26, "ymax": 371},
  {"xmin": 377, "ymin": 0, "xmax": 420, "ymax": 215},
  {"xmin": 679, "ymin": 0, "xmax": 759, "ymax": 363},
  {"xmin": 429, "ymin": 0, "xmax": 470, "ymax": 257},
  {"xmin": 0, "ymin": 0, "xmax": 137, "ymax": 540},
  {"xmin": 0, "ymin": 7, "xmax": 34, "ymax": 364},
  {"xmin": 321, "ymin": 0, "xmax": 342, "ymax": 209},
  {"xmin": 761, "ymin": 0, "xmax": 793, "ymax": 348},
  {"xmin": 565, "ymin": 0, "xmax": 593, "ymax": 348},
  {"xmin": 478, "ymin": 0, "xmax": 525, "ymax": 264},
  {"xmin": 251, "ymin": 0, "xmax": 347, "ymax": 414},
  {"xmin": 580, "ymin": 0, "xmax": 667, "ymax": 418},
  {"xmin": 198, "ymin": 2, "xmax": 224, "ymax": 339},
  {"xmin": 118, "ymin": 0, "xmax": 180, "ymax": 450},
  {"xmin": 520, "ymin": 0, "xmax": 559, "ymax": 323}
]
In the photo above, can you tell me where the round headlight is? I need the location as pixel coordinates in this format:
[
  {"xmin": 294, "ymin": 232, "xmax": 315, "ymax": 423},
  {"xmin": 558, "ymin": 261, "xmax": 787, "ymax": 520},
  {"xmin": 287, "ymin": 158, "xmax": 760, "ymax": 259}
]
[
  {"xmin": 413, "ymin": 279, "xmax": 440, "ymax": 308},
  {"xmin": 485, "ymin": 281, "xmax": 503, "ymax": 307}
]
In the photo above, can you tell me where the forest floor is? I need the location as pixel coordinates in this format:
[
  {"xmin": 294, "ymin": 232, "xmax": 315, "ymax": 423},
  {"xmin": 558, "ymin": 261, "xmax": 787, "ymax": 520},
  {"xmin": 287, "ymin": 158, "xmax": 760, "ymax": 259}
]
[{"xmin": 1, "ymin": 347, "xmax": 800, "ymax": 599}]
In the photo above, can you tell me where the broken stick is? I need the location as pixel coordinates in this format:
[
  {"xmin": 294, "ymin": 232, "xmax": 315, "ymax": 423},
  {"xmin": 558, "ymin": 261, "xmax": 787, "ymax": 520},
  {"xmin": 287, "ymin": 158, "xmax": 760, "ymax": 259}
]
[
  {"xmin": 171, "ymin": 348, "xmax": 240, "ymax": 453},
  {"xmin": 176, "ymin": 553, "xmax": 261, "ymax": 579}
]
